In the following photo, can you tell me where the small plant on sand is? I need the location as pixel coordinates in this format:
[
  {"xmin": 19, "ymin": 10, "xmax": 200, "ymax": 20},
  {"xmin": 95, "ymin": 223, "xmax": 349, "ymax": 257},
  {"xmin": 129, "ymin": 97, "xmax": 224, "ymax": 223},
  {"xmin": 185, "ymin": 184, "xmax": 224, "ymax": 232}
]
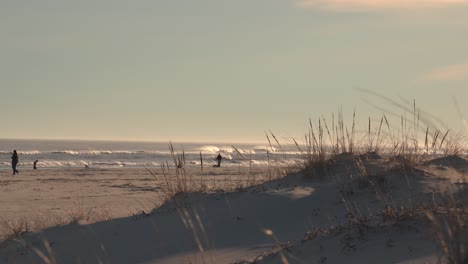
[
  {"xmin": 145, "ymin": 142, "xmax": 199, "ymax": 207},
  {"xmin": 66, "ymin": 196, "xmax": 110, "ymax": 223},
  {"xmin": 148, "ymin": 143, "xmax": 220, "ymax": 207},
  {"xmin": 0, "ymin": 218, "xmax": 30, "ymax": 242},
  {"xmin": 379, "ymin": 204, "xmax": 422, "ymax": 227}
]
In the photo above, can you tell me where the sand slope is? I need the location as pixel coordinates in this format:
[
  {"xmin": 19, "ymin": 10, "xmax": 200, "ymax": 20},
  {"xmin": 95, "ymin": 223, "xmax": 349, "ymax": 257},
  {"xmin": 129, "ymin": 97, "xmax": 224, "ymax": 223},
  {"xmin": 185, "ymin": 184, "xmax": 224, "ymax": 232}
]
[{"xmin": 0, "ymin": 155, "xmax": 466, "ymax": 264}]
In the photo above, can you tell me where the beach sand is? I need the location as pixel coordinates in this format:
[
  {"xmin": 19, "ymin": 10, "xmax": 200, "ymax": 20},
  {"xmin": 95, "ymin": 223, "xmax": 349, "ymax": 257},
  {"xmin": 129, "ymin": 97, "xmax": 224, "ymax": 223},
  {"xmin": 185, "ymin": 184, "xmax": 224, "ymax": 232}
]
[
  {"xmin": 0, "ymin": 166, "xmax": 268, "ymax": 232},
  {"xmin": 0, "ymin": 155, "xmax": 466, "ymax": 263}
]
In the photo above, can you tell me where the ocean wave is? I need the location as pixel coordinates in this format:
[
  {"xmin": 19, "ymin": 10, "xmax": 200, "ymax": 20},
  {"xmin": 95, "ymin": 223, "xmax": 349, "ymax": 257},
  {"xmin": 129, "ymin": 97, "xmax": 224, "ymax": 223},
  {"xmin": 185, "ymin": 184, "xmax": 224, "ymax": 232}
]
[
  {"xmin": 1, "ymin": 147, "xmax": 290, "ymax": 157},
  {"xmin": 0, "ymin": 150, "xmax": 42, "ymax": 155},
  {"xmin": 0, "ymin": 160, "xmax": 163, "ymax": 168},
  {"xmin": 271, "ymin": 151, "xmax": 302, "ymax": 155},
  {"xmin": 35, "ymin": 150, "xmax": 175, "ymax": 156},
  {"xmin": 252, "ymin": 146, "xmax": 276, "ymax": 153},
  {"xmin": 197, "ymin": 145, "xmax": 263, "ymax": 155},
  {"xmin": 198, "ymin": 145, "xmax": 234, "ymax": 154},
  {"xmin": 53, "ymin": 150, "xmax": 139, "ymax": 155}
]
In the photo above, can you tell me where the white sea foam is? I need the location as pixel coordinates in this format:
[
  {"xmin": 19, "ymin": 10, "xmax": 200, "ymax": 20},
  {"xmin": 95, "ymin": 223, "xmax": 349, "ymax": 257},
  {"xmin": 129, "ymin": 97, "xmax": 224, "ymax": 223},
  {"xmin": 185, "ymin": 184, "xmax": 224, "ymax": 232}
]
[
  {"xmin": 232, "ymin": 148, "xmax": 255, "ymax": 154},
  {"xmin": 58, "ymin": 150, "xmax": 128, "ymax": 155},
  {"xmin": 46, "ymin": 150, "xmax": 170, "ymax": 155},
  {"xmin": 60, "ymin": 150, "xmax": 80, "ymax": 155},
  {"xmin": 197, "ymin": 145, "xmax": 236, "ymax": 154},
  {"xmin": 18, "ymin": 150, "xmax": 42, "ymax": 155},
  {"xmin": 253, "ymin": 146, "xmax": 276, "ymax": 153},
  {"xmin": 274, "ymin": 151, "xmax": 302, "ymax": 155}
]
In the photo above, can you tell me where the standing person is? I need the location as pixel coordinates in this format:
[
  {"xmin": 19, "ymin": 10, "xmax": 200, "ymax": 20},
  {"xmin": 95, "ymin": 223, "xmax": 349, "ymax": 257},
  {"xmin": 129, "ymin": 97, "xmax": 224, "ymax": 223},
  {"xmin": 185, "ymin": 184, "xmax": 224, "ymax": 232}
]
[
  {"xmin": 33, "ymin": 160, "xmax": 38, "ymax": 170},
  {"xmin": 216, "ymin": 153, "xmax": 222, "ymax": 167},
  {"xmin": 11, "ymin": 150, "xmax": 19, "ymax": 175}
]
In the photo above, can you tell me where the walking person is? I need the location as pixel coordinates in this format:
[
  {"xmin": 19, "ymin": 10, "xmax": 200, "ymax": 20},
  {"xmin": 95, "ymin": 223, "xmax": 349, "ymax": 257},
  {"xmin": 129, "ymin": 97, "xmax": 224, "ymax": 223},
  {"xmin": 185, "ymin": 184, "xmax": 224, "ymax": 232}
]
[
  {"xmin": 215, "ymin": 153, "xmax": 222, "ymax": 167},
  {"xmin": 11, "ymin": 150, "xmax": 19, "ymax": 175}
]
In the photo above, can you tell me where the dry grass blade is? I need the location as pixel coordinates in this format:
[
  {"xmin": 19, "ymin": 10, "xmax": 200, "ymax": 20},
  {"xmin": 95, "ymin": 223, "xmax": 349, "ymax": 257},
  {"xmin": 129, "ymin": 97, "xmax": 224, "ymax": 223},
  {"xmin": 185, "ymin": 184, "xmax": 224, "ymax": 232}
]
[
  {"xmin": 270, "ymin": 130, "xmax": 282, "ymax": 149},
  {"xmin": 426, "ymin": 198, "xmax": 467, "ymax": 264},
  {"xmin": 440, "ymin": 130, "xmax": 450, "ymax": 149},
  {"xmin": 262, "ymin": 228, "xmax": 290, "ymax": 264},
  {"xmin": 232, "ymin": 145, "xmax": 246, "ymax": 160},
  {"xmin": 31, "ymin": 238, "xmax": 58, "ymax": 264}
]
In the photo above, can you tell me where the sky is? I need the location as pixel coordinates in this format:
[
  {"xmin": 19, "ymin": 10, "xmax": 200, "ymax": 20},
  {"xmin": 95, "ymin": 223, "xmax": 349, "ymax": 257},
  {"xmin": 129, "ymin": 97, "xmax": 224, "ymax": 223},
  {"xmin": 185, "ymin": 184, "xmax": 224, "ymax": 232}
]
[{"xmin": 1, "ymin": 0, "xmax": 468, "ymax": 143}]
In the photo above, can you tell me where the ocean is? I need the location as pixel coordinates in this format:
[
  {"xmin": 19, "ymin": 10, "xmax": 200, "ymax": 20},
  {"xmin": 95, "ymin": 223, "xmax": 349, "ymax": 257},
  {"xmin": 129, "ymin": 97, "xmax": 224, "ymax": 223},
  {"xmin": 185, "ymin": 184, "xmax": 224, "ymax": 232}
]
[{"xmin": 0, "ymin": 139, "xmax": 301, "ymax": 169}]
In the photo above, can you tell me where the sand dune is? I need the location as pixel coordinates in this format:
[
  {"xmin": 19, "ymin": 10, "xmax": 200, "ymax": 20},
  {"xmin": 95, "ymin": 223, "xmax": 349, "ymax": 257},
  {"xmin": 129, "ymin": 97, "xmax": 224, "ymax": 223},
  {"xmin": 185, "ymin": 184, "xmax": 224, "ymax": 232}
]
[{"xmin": 0, "ymin": 155, "xmax": 466, "ymax": 263}]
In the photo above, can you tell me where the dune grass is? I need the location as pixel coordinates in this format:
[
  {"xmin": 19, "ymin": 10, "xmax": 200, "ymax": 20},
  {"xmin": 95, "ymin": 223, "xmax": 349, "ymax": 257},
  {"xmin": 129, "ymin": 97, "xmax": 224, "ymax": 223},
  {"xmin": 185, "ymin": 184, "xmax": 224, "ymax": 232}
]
[{"xmin": 253, "ymin": 106, "xmax": 467, "ymax": 263}]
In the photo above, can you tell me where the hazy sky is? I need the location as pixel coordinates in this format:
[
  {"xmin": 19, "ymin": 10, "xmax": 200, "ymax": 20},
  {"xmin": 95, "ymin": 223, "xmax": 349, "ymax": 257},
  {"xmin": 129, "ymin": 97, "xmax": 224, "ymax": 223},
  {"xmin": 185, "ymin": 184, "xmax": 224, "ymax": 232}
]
[{"xmin": 1, "ymin": 0, "xmax": 468, "ymax": 143}]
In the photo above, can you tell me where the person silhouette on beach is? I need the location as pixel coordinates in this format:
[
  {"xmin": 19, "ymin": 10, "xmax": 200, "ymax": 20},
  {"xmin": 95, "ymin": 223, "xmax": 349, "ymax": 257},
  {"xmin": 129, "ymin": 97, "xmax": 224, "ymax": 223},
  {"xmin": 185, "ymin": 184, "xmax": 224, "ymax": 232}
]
[
  {"xmin": 215, "ymin": 153, "xmax": 222, "ymax": 167},
  {"xmin": 33, "ymin": 160, "xmax": 38, "ymax": 170},
  {"xmin": 11, "ymin": 150, "xmax": 19, "ymax": 175}
]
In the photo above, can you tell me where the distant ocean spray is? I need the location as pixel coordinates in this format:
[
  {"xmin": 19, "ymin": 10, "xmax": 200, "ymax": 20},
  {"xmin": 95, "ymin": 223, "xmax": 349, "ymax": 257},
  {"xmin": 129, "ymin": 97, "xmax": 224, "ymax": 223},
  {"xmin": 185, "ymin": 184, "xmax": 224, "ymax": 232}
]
[{"xmin": 0, "ymin": 139, "xmax": 302, "ymax": 169}]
